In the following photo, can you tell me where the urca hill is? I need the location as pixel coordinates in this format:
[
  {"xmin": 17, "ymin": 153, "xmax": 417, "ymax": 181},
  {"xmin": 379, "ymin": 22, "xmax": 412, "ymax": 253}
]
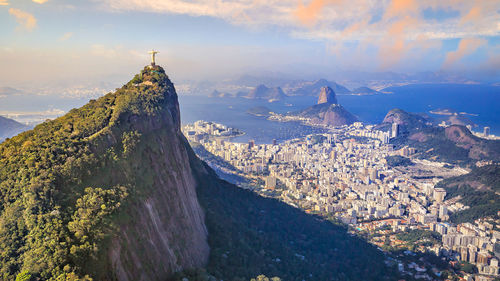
[{"xmin": 0, "ymin": 66, "xmax": 396, "ymax": 280}]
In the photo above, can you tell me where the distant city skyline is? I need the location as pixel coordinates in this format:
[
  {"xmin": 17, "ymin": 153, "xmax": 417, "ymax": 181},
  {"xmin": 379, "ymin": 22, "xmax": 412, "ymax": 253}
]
[{"xmin": 0, "ymin": 0, "xmax": 499, "ymax": 86}]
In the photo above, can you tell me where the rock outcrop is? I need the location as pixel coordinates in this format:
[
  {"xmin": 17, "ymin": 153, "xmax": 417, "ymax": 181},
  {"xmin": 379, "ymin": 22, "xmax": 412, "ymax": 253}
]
[
  {"xmin": 317, "ymin": 86, "xmax": 337, "ymax": 104},
  {"xmin": 108, "ymin": 67, "xmax": 209, "ymax": 280},
  {"xmin": 291, "ymin": 86, "xmax": 357, "ymax": 126}
]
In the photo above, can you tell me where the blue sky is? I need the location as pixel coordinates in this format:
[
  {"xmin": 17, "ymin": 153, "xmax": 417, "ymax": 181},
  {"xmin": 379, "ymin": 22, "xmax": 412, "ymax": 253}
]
[{"xmin": 0, "ymin": 0, "xmax": 499, "ymax": 86}]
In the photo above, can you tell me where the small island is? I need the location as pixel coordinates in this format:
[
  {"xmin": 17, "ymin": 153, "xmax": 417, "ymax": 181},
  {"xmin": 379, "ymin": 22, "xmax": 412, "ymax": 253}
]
[{"xmin": 246, "ymin": 106, "xmax": 273, "ymax": 117}]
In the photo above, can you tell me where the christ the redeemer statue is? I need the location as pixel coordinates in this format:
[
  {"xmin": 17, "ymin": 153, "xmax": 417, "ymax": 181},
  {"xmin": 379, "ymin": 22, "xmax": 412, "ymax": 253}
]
[{"xmin": 149, "ymin": 50, "xmax": 159, "ymax": 66}]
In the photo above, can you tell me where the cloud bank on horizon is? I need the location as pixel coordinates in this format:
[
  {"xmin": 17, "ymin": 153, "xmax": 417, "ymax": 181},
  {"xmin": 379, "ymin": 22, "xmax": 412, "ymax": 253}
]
[
  {"xmin": 101, "ymin": 0, "xmax": 499, "ymax": 67},
  {"xmin": 0, "ymin": 0, "xmax": 499, "ymax": 84}
]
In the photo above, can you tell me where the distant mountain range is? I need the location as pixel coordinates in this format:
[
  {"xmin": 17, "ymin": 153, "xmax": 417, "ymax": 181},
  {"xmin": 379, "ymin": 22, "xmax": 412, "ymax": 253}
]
[
  {"xmin": 198, "ymin": 78, "xmax": 382, "ymax": 98},
  {"xmin": 244, "ymin": 84, "xmax": 287, "ymax": 101},
  {"xmin": 177, "ymin": 68, "xmax": 483, "ymax": 97},
  {"xmin": 351, "ymin": 86, "xmax": 381, "ymax": 95},
  {"xmin": 0, "ymin": 115, "xmax": 30, "ymax": 142},
  {"xmin": 0, "ymin": 86, "xmax": 23, "ymax": 97},
  {"xmin": 287, "ymin": 79, "xmax": 352, "ymax": 96}
]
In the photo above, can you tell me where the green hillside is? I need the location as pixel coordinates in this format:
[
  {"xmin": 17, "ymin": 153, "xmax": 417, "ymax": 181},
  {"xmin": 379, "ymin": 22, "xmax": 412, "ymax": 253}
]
[
  {"xmin": 436, "ymin": 165, "xmax": 500, "ymax": 223},
  {"xmin": 378, "ymin": 109, "xmax": 500, "ymax": 166},
  {"xmin": 0, "ymin": 65, "xmax": 191, "ymax": 280}
]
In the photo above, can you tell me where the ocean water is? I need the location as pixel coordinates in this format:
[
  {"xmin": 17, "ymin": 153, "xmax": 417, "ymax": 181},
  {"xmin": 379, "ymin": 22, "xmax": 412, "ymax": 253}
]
[
  {"xmin": 0, "ymin": 84, "xmax": 498, "ymax": 143},
  {"xmin": 179, "ymin": 83, "xmax": 500, "ymax": 143},
  {"xmin": 178, "ymin": 95, "xmax": 327, "ymax": 144},
  {"xmin": 338, "ymin": 84, "xmax": 500, "ymax": 135}
]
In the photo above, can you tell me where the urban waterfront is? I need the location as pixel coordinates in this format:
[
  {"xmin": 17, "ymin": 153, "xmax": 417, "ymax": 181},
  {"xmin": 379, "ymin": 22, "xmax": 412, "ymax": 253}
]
[{"xmin": 183, "ymin": 119, "xmax": 500, "ymax": 280}]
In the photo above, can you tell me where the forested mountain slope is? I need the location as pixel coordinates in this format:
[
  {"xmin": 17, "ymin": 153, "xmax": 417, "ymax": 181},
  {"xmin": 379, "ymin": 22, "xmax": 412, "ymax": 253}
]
[{"xmin": 0, "ymin": 66, "xmax": 209, "ymax": 280}]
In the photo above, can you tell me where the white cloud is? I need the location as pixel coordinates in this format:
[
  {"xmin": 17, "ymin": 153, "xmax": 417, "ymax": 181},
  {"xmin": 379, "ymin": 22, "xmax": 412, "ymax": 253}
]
[
  {"xmin": 99, "ymin": 0, "xmax": 296, "ymax": 27},
  {"xmin": 59, "ymin": 32, "xmax": 73, "ymax": 41},
  {"xmin": 93, "ymin": 0, "xmax": 500, "ymax": 70},
  {"xmin": 443, "ymin": 38, "xmax": 487, "ymax": 69},
  {"xmin": 97, "ymin": 0, "xmax": 499, "ymax": 40},
  {"xmin": 9, "ymin": 8, "xmax": 37, "ymax": 31}
]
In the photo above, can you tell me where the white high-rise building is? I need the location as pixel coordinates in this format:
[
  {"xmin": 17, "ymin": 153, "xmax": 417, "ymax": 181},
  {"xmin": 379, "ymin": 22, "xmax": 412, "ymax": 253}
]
[
  {"xmin": 382, "ymin": 131, "xmax": 390, "ymax": 144},
  {"xmin": 484, "ymin": 126, "xmax": 490, "ymax": 137},
  {"xmin": 439, "ymin": 205, "xmax": 448, "ymax": 218},
  {"xmin": 434, "ymin": 188, "xmax": 446, "ymax": 203},
  {"xmin": 391, "ymin": 123, "xmax": 399, "ymax": 138},
  {"xmin": 265, "ymin": 176, "xmax": 276, "ymax": 189}
]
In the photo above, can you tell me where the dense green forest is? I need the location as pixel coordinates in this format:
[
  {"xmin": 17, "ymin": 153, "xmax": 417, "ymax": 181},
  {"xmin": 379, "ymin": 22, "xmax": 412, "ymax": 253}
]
[
  {"xmin": 385, "ymin": 155, "xmax": 414, "ymax": 167},
  {"xmin": 395, "ymin": 229, "xmax": 442, "ymax": 249},
  {"xmin": 437, "ymin": 165, "xmax": 500, "ymax": 223}
]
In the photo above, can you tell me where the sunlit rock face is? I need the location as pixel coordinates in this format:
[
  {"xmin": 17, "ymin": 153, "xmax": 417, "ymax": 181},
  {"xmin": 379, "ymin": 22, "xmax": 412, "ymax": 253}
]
[{"xmin": 317, "ymin": 86, "xmax": 338, "ymax": 105}]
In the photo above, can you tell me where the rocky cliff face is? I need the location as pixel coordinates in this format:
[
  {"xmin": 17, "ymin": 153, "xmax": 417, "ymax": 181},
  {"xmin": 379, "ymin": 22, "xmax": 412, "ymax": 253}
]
[
  {"xmin": 106, "ymin": 68, "xmax": 209, "ymax": 280},
  {"xmin": 317, "ymin": 86, "xmax": 337, "ymax": 104},
  {"xmin": 0, "ymin": 65, "xmax": 208, "ymax": 280}
]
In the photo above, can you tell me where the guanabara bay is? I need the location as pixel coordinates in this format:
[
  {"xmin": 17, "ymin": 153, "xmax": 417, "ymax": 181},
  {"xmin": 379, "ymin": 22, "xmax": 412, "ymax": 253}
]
[{"xmin": 0, "ymin": 65, "xmax": 398, "ymax": 280}]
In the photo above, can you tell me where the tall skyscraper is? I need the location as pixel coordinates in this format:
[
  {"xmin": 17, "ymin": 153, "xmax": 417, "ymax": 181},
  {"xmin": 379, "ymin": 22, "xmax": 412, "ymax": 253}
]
[
  {"xmin": 383, "ymin": 131, "xmax": 390, "ymax": 144},
  {"xmin": 248, "ymin": 139, "xmax": 255, "ymax": 149},
  {"xmin": 265, "ymin": 176, "xmax": 276, "ymax": 189},
  {"xmin": 433, "ymin": 188, "xmax": 446, "ymax": 203},
  {"xmin": 391, "ymin": 123, "xmax": 399, "ymax": 138},
  {"xmin": 484, "ymin": 126, "xmax": 490, "ymax": 137},
  {"xmin": 369, "ymin": 168, "xmax": 378, "ymax": 181},
  {"xmin": 439, "ymin": 205, "xmax": 448, "ymax": 219},
  {"xmin": 327, "ymin": 135, "xmax": 333, "ymax": 144}
]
